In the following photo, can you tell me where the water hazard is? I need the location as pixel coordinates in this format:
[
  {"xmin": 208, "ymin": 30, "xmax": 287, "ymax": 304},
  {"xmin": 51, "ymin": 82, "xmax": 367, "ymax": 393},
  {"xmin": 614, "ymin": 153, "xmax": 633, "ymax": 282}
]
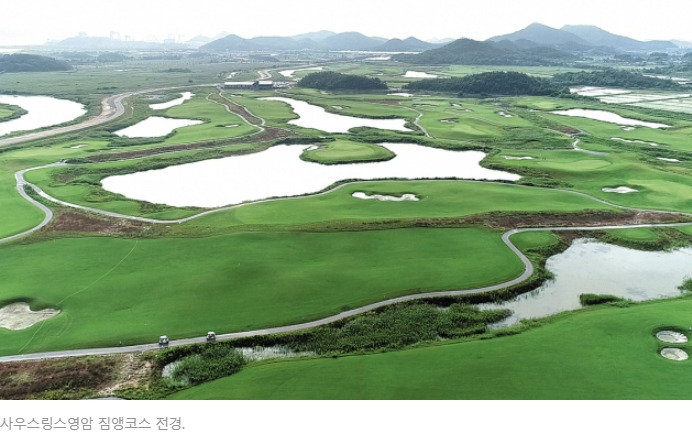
[
  {"xmin": 101, "ymin": 143, "xmax": 520, "ymax": 208},
  {"xmin": 0, "ymin": 95, "xmax": 86, "ymax": 137},
  {"xmin": 480, "ymin": 238, "xmax": 692, "ymax": 328},
  {"xmin": 551, "ymin": 109, "xmax": 669, "ymax": 129},
  {"xmin": 260, "ymin": 97, "xmax": 412, "ymax": 133}
]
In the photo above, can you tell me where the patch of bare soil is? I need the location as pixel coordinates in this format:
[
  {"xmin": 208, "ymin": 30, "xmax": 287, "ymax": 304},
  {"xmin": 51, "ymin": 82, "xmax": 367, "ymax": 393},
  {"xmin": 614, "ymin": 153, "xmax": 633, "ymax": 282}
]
[
  {"xmin": 0, "ymin": 353, "xmax": 154, "ymax": 400},
  {"xmin": 47, "ymin": 211, "xmax": 149, "ymax": 235},
  {"xmin": 95, "ymin": 354, "xmax": 154, "ymax": 398}
]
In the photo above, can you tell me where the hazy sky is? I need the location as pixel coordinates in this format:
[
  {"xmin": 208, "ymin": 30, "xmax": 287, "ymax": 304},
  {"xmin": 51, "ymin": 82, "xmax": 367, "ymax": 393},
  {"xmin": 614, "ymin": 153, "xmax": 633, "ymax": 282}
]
[{"xmin": 2, "ymin": 0, "xmax": 691, "ymax": 45}]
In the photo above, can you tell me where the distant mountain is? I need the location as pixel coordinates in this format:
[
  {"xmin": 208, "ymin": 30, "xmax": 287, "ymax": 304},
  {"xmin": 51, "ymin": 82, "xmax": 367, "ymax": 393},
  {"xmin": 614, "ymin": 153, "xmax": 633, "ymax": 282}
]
[
  {"xmin": 200, "ymin": 31, "xmax": 390, "ymax": 52},
  {"xmin": 320, "ymin": 32, "xmax": 388, "ymax": 51},
  {"xmin": 494, "ymin": 38, "xmax": 540, "ymax": 50},
  {"xmin": 0, "ymin": 53, "xmax": 72, "ymax": 72},
  {"xmin": 47, "ymin": 36, "xmax": 162, "ymax": 50},
  {"xmin": 291, "ymin": 30, "xmax": 336, "ymax": 41},
  {"xmin": 673, "ymin": 40, "xmax": 692, "ymax": 49},
  {"xmin": 426, "ymin": 38, "xmax": 455, "ymax": 45},
  {"xmin": 186, "ymin": 35, "xmax": 215, "ymax": 48},
  {"xmin": 488, "ymin": 23, "xmax": 591, "ymax": 48},
  {"xmin": 393, "ymin": 38, "xmax": 575, "ymax": 66},
  {"xmin": 250, "ymin": 36, "xmax": 322, "ymax": 51},
  {"xmin": 561, "ymin": 25, "xmax": 676, "ymax": 52},
  {"xmin": 375, "ymin": 37, "xmax": 438, "ymax": 52},
  {"xmin": 200, "ymin": 35, "xmax": 262, "ymax": 51},
  {"xmin": 487, "ymin": 23, "xmax": 677, "ymax": 53}
]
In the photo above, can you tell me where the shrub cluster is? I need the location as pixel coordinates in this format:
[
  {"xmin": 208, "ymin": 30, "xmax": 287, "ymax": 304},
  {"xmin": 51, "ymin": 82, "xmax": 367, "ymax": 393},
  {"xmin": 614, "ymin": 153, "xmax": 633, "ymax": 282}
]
[
  {"xmin": 405, "ymin": 71, "xmax": 567, "ymax": 96},
  {"xmin": 297, "ymin": 71, "xmax": 388, "ymax": 91}
]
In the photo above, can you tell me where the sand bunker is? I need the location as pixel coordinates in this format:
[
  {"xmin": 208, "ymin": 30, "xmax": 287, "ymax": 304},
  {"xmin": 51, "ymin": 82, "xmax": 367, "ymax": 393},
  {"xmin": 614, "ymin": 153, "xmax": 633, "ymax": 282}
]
[
  {"xmin": 657, "ymin": 157, "xmax": 680, "ymax": 162},
  {"xmin": 497, "ymin": 111, "xmax": 513, "ymax": 118},
  {"xmin": 602, "ymin": 186, "xmax": 638, "ymax": 194},
  {"xmin": 611, "ymin": 137, "xmax": 659, "ymax": 147},
  {"xmin": 656, "ymin": 330, "xmax": 688, "ymax": 343},
  {"xmin": 0, "ymin": 302, "xmax": 60, "ymax": 330},
  {"xmin": 660, "ymin": 348, "xmax": 688, "ymax": 361},
  {"xmin": 504, "ymin": 156, "xmax": 534, "ymax": 160},
  {"xmin": 352, "ymin": 192, "xmax": 419, "ymax": 202}
]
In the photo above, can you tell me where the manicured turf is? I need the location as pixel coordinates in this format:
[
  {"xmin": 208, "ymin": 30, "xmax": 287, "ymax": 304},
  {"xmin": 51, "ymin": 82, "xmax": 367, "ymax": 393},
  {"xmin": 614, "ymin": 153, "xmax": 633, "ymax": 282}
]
[
  {"xmin": 493, "ymin": 149, "xmax": 692, "ymax": 212},
  {"xmin": 168, "ymin": 296, "xmax": 692, "ymax": 399},
  {"xmin": 159, "ymin": 93, "xmax": 257, "ymax": 144},
  {"xmin": 0, "ymin": 227, "xmax": 523, "ymax": 355},
  {"xmin": 300, "ymin": 140, "xmax": 394, "ymax": 164},
  {"xmin": 0, "ymin": 104, "xmax": 19, "ymax": 121},
  {"xmin": 183, "ymin": 180, "xmax": 617, "ymax": 230}
]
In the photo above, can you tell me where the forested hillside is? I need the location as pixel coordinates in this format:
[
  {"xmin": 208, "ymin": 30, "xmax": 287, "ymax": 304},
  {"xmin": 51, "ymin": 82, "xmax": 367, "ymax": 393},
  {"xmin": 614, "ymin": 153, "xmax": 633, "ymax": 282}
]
[{"xmin": 0, "ymin": 54, "xmax": 72, "ymax": 73}]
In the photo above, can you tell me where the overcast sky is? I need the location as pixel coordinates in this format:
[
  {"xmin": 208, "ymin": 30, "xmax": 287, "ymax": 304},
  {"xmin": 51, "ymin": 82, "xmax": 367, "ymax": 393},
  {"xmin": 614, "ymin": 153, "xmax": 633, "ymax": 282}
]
[{"xmin": 2, "ymin": 0, "xmax": 691, "ymax": 46}]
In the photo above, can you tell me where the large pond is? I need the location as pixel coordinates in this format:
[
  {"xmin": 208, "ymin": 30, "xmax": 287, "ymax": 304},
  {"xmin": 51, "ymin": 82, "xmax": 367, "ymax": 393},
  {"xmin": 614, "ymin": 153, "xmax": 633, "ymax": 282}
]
[
  {"xmin": 480, "ymin": 238, "xmax": 692, "ymax": 327},
  {"xmin": 550, "ymin": 109, "xmax": 669, "ymax": 129},
  {"xmin": 101, "ymin": 143, "xmax": 520, "ymax": 208},
  {"xmin": 404, "ymin": 71, "xmax": 438, "ymax": 78},
  {"xmin": 0, "ymin": 95, "xmax": 86, "ymax": 137},
  {"xmin": 113, "ymin": 116, "xmax": 203, "ymax": 138},
  {"xmin": 260, "ymin": 97, "xmax": 412, "ymax": 133},
  {"xmin": 279, "ymin": 67, "xmax": 323, "ymax": 78},
  {"xmin": 149, "ymin": 92, "xmax": 194, "ymax": 110}
]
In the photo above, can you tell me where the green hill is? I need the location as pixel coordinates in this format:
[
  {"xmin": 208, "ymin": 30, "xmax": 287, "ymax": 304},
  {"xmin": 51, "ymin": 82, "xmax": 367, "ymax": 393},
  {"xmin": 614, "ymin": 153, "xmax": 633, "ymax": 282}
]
[
  {"xmin": 393, "ymin": 38, "xmax": 575, "ymax": 66},
  {"xmin": 297, "ymin": 71, "xmax": 388, "ymax": 91},
  {"xmin": 405, "ymin": 71, "xmax": 567, "ymax": 96},
  {"xmin": 0, "ymin": 54, "xmax": 72, "ymax": 73}
]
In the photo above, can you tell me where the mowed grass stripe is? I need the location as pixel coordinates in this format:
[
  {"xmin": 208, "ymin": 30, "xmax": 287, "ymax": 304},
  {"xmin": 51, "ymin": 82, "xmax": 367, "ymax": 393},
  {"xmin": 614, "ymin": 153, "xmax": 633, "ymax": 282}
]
[{"xmin": 0, "ymin": 227, "xmax": 522, "ymax": 355}]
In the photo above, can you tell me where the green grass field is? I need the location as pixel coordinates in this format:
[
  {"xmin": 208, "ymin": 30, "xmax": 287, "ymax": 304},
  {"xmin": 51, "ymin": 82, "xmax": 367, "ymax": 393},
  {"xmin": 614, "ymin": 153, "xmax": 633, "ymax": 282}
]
[
  {"xmin": 299, "ymin": 140, "xmax": 395, "ymax": 164},
  {"xmin": 4, "ymin": 60, "xmax": 692, "ymax": 402},
  {"xmin": 0, "ymin": 227, "xmax": 524, "ymax": 356},
  {"xmin": 169, "ymin": 296, "xmax": 692, "ymax": 399}
]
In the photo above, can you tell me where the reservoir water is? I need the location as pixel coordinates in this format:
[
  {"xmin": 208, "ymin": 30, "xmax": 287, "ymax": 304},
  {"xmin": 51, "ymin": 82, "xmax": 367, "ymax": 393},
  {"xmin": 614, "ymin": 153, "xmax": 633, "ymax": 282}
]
[
  {"xmin": 149, "ymin": 92, "xmax": 194, "ymax": 110},
  {"xmin": 113, "ymin": 116, "xmax": 203, "ymax": 138},
  {"xmin": 101, "ymin": 143, "xmax": 520, "ymax": 208},
  {"xmin": 551, "ymin": 109, "xmax": 669, "ymax": 129},
  {"xmin": 0, "ymin": 95, "xmax": 86, "ymax": 137},
  {"xmin": 480, "ymin": 238, "xmax": 692, "ymax": 327},
  {"xmin": 260, "ymin": 97, "xmax": 412, "ymax": 133}
]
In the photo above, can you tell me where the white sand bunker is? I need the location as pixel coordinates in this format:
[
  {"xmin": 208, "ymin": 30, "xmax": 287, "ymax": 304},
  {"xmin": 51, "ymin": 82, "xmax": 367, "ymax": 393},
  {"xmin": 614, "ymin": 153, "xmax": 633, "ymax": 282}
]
[
  {"xmin": 504, "ymin": 156, "xmax": 534, "ymax": 160},
  {"xmin": 352, "ymin": 192, "xmax": 419, "ymax": 202},
  {"xmin": 497, "ymin": 111, "xmax": 512, "ymax": 118},
  {"xmin": 602, "ymin": 186, "xmax": 638, "ymax": 194},
  {"xmin": 0, "ymin": 302, "xmax": 60, "ymax": 330},
  {"xmin": 660, "ymin": 347, "xmax": 688, "ymax": 361},
  {"xmin": 657, "ymin": 157, "xmax": 680, "ymax": 162},
  {"xmin": 656, "ymin": 330, "xmax": 688, "ymax": 343}
]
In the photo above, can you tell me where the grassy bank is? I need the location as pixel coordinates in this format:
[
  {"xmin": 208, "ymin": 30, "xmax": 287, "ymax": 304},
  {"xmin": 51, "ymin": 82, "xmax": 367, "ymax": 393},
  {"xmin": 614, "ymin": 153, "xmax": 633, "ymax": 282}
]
[{"xmin": 169, "ymin": 295, "xmax": 692, "ymax": 399}]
